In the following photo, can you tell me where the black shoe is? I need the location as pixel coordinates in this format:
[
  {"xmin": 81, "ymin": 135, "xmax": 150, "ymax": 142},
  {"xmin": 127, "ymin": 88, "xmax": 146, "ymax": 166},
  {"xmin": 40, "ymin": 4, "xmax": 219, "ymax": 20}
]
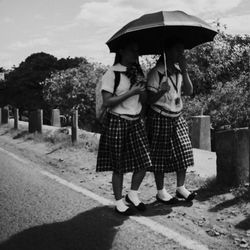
[
  {"xmin": 176, "ymin": 190, "xmax": 197, "ymax": 202},
  {"xmin": 156, "ymin": 195, "xmax": 178, "ymax": 205},
  {"xmin": 114, "ymin": 207, "xmax": 135, "ymax": 216},
  {"xmin": 125, "ymin": 194, "xmax": 146, "ymax": 212}
]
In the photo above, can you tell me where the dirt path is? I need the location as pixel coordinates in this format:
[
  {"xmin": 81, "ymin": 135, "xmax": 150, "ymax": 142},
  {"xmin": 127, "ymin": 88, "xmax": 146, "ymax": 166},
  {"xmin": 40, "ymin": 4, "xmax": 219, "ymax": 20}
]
[{"xmin": 0, "ymin": 125, "xmax": 249, "ymax": 249}]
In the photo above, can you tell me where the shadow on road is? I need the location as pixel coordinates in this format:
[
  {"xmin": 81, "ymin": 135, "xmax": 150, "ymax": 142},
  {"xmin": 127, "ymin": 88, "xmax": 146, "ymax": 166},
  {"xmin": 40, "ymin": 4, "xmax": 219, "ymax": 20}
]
[
  {"xmin": 0, "ymin": 206, "xmax": 127, "ymax": 250},
  {"xmin": 194, "ymin": 177, "xmax": 231, "ymax": 202},
  {"xmin": 235, "ymin": 216, "xmax": 250, "ymax": 230},
  {"xmin": 208, "ymin": 197, "xmax": 241, "ymax": 212}
]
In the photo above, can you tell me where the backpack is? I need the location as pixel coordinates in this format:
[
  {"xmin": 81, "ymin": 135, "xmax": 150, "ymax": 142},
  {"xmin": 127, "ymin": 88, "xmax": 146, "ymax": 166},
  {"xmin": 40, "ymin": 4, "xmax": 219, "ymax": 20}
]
[{"xmin": 95, "ymin": 71, "xmax": 121, "ymax": 123}]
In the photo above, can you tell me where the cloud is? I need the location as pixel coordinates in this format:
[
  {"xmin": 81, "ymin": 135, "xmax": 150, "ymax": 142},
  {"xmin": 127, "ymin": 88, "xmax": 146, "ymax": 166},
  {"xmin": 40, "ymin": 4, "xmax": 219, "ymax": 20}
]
[
  {"xmin": 70, "ymin": 0, "xmax": 245, "ymax": 65},
  {"xmin": 221, "ymin": 13, "xmax": 250, "ymax": 34},
  {"xmin": 76, "ymin": 1, "xmax": 143, "ymax": 38},
  {"xmin": 75, "ymin": 0, "xmax": 243, "ymax": 38},
  {"xmin": 0, "ymin": 52, "xmax": 15, "ymax": 69},
  {"xmin": 113, "ymin": 0, "xmax": 242, "ymax": 15},
  {"xmin": 51, "ymin": 48, "xmax": 70, "ymax": 59},
  {"xmin": 1, "ymin": 17, "xmax": 14, "ymax": 24},
  {"xmin": 9, "ymin": 38, "xmax": 52, "ymax": 50}
]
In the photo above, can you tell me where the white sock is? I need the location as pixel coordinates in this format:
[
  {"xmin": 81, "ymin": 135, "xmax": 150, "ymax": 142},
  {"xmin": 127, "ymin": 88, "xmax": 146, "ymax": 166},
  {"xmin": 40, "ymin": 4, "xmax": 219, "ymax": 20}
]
[
  {"xmin": 157, "ymin": 188, "xmax": 173, "ymax": 201},
  {"xmin": 128, "ymin": 190, "xmax": 141, "ymax": 206},
  {"xmin": 116, "ymin": 199, "xmax": 129, "ymax": 212},
  {"xmin": 177, "ymin": 186, "xmax": 191, "ymax": 198}
]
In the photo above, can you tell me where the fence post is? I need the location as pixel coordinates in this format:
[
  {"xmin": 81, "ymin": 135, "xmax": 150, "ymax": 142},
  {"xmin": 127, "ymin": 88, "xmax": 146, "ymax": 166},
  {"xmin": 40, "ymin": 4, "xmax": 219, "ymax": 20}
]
[
  {"xmin": 216, "ymin": 128, "xmax": 249, "ymax": 186},
  {"xmin": 71, "ymin": 109, "xmax": 78, "ymax": 144},
  {"xmin": 2, "ymin": 106, "xmax": 9, "ymax": 124},
  {"xmin": 14, "ymin": 108, "xmax": 19, "ymax": 129},
  {"xmin": 37, "ymin": 109, "xmax": 43, "ymax": 133},
  {"xmin": 191, "ymin": 115, "xmax": 211, "ymax": 151},
  {"xmin": 29, "ymin": 109, "xmax": 43, "ymax": 133},
  {"xmin": 51, "ymin": 109, "xmax": 61, "ymax": 127}
]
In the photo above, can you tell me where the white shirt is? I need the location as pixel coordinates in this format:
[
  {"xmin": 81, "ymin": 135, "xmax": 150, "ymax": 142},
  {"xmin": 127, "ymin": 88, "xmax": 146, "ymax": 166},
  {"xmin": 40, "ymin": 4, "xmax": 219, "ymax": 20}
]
[
  {"xmin": 101, "ymin": 63, "xmax": 142, "ymax": 115},
  {"xmin": 147, "ymin": 62, "xmax": 183, "ymax": 113}
]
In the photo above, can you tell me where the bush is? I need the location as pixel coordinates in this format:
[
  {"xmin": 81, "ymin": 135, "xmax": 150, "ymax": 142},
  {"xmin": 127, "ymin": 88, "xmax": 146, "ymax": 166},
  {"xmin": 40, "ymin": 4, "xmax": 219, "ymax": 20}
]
[
  {"xmin": 183, "ymin": 73, "xmax": 250, "ymax": 130},
  {"xmin": 43, "ymin": 61, "xmax": 107, "ymax": 131}
]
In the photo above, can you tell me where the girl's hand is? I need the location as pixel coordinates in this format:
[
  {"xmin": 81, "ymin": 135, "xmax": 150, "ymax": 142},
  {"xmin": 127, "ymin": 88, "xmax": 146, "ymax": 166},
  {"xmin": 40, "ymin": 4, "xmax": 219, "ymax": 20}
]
[
  {"xmin": 160, "ymin": 81, "xmax": 170, "ymax": 92},
  {"xmin": 178, "ymin": 54, "xmax": 188, "ymax": 72},
  {"xmin": 130, "ymin": 83, "xmax": 146, "ymax": 95}
]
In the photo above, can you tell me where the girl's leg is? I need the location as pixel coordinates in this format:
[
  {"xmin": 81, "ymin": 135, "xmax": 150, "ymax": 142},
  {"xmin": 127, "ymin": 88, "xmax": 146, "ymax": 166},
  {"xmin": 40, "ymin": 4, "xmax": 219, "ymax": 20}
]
[
  {"xmin": 112, "ymin": 172, "xmax": 124, "ymax": 200},
  {"xmin": 127, "ymin": 169, "xmax": 146, "ymax": 206},
  {"xmin": 176, "ymin": 169, "xmax": 186, "ymax": 187},
  {"xmin": 176, "ymin": 169, "xmax": 196, "ymax": 200},
  {"xmin": 131, "ymin": 169, "xmax": 146, "ymax": 190},
  {"xmin": 112, "ymin": 172, "xmax": 129, "ymax": 212},
  {"xmin": 154, "ymin": 172, "xmax": 173, "ymax": 201},
  {"xmin": 154, "ymin": 172, "xmax": 164, "ymax": 190}
]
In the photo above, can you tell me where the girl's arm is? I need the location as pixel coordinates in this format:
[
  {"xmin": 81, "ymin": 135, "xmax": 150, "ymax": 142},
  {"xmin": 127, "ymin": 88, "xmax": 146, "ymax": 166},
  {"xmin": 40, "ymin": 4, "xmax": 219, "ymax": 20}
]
[
  {"xmin": 181, "ymin": 70, "xmax": 193, "ymax": 96},
  {"xmin": 102, "ymin": 83, "xmax": 145, "ymax": 108},
  {"xmin": 178, "ymin": 55, "xmax": 193, "ymax": 96},
  {"xmin": 147, "ymin": 81, "xmax": 170, "ymax": 104}
]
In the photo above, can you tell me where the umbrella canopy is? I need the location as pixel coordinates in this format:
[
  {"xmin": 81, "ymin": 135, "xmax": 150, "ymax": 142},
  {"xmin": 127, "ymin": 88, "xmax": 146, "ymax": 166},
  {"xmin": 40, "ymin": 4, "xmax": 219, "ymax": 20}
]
[{"xmin": 106, "ymin": 10, "xmax": 217, "ymax": 55}]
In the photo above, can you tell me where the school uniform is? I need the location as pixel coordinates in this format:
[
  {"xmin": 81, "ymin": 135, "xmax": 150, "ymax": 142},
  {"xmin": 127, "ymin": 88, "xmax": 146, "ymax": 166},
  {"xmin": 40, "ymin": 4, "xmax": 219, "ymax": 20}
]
[
  {"xmin": 96, "ymin": 63, "xmax": 152, "ymax": 174},
  {"xmin": 146, "ymin": 62, "xmax": 194, "ymax": 173}
]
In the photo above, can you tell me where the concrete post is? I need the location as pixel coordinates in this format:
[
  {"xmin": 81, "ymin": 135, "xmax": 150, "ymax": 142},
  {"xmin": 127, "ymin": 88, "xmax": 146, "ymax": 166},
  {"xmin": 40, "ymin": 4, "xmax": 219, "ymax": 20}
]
[
  {"xmin": 215, "ymin": 128, "xmax": 249, "ymax": 186},
  {"xmin": 2, "ymin": 106, "xmax": 9, "ymax": 124},
  {"xmin": 29, "ymin": 109, "xmax": 43, "ymax": 133},
  {"xmin": 36, "ymin": 109, "xmax": 43, "ymax": 133},
  {"xmin": 51, "ymin": 109, "xmax": 61, "ymax": 127},
  {"xmin": 71, "ymin": 109, "xmax": 78, "ymax": 144},
  {"xmin": 29, "ymin": 110, "xmax": 36, "ymax": 133},
  {"xmin": 191, "ymin": 115, "xmax": 211, "ymax": 151},
  {"xmin": 14, "ymin": 108, "xmax": 19, "ymax": 129}
]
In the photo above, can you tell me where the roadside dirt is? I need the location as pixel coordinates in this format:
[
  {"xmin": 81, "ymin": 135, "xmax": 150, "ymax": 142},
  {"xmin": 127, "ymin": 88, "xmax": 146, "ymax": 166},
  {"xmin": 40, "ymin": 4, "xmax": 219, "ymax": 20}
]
[{"xmin": 0, "ymin": 125, "xmax": 250, "ymax": 250}]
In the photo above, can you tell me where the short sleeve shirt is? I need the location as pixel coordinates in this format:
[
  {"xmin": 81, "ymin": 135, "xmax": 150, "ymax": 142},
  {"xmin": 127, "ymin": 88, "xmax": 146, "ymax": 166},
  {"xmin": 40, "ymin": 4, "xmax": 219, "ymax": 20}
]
[
  {"xmin": 101, "ymin": 63, "xmax": 142, "ymax": 115},
  {"xmin": 147, "ymin": 62, "xmax": 183, "ymax": 113}
]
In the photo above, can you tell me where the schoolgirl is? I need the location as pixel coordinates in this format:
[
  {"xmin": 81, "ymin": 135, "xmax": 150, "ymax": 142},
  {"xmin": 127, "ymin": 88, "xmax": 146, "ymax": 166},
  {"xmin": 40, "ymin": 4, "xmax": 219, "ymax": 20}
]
[
  {"xmin": 146, "ymin": 40, "xmax": 197, "ymax": 204},
  {"xmin": 96, "ymin": 41, "xmax": 152, "ymax": 215}
]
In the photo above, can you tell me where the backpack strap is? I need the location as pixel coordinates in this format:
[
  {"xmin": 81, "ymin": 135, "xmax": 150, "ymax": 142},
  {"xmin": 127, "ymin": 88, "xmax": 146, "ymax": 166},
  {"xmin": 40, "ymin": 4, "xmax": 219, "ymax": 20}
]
[
  {"xmin": 113, "ymin": 71, "xmax": 121, "ymax": 96},
  {"xmin": 158, "ymin": 71, "xmax": 164, "ymax": 85}
]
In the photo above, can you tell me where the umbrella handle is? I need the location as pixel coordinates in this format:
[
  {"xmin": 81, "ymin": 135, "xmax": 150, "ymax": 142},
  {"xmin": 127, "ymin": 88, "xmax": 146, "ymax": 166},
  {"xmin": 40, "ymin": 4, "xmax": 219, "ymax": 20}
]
[{"xmin": 163, "ymin": 50, "xmax": 168, "ymax": 77}]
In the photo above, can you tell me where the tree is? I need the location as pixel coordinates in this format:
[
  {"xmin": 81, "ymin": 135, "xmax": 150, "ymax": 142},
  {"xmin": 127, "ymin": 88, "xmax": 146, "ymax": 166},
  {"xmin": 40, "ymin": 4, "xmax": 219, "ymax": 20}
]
[
  {"xmin": 4, "ymin": 52, "xmax": 85, "ymax": 113},
  {"xmin": 56, "ymin": 57, "xmax": 86, "ymax": 71},
  {"xmin": 5, "ymin": 52, "xmax": 58, "ymax": 111},
  {"xmin": 186, "ymin": 30, "xmax": 250, "ymax": 95},
  {"xmin": 43, "ymin": 60, "xmax": 107, "ymax": 130}
]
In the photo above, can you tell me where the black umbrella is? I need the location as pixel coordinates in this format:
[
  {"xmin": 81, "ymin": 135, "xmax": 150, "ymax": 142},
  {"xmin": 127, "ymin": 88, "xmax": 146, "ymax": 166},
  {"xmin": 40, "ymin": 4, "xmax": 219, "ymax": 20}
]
[{"xmin": 106, "ymin": 10, "xmax": 217, "ymax": 55}]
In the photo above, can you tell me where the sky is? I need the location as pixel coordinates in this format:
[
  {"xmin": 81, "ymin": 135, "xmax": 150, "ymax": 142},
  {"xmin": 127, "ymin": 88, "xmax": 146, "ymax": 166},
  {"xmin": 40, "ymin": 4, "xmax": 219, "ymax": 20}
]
[{"xmin": 1, "ymin": 0, "xmax": 250, "ymax": 69}]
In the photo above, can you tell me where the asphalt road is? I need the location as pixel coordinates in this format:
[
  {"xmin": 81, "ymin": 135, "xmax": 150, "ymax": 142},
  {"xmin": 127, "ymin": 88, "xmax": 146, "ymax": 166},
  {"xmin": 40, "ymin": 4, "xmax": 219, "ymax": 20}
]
[{"xmin": 0, "ymin": 147, "xmax": 188, "ymax": 250}]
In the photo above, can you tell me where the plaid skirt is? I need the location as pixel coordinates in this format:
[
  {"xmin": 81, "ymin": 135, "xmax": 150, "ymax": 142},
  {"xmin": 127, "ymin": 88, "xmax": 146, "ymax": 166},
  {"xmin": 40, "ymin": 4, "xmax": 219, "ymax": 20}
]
[
  {"xmin": 96, "ymin": 112, "xmax": 152, "ymax": 174},
  {"xmin": 146, "ymin": 109, "xmax": 194, "ymax": 173}
]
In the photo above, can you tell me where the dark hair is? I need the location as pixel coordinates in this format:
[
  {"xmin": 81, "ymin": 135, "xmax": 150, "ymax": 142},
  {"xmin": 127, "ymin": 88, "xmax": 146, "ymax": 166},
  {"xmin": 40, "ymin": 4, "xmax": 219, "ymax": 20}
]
[
  {"xmin": 165, "ymin": 37, "xmax": 184, "ymax": 49},
  {"xmin": 113, "ymin": 53, "xmax": 122, "ymax": 65},
  {"xmin": 113, "ymin": 38, "xmax": 137, "ymax": 65}
]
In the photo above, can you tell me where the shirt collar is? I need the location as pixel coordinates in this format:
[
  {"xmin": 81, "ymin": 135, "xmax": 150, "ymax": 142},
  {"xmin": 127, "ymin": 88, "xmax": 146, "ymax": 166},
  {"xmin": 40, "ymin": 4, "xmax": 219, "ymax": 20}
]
[{"xmin": 111, "ymin": 63, "xmax": 127, "ymax": 72}]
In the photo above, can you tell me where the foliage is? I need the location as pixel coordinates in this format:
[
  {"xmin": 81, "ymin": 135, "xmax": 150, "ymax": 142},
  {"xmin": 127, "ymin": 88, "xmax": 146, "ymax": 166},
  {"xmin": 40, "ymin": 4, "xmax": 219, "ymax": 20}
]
[
  {"xmin": 186, "ymin": 31, "xmax": 250, "ymax": 95},
  {"xmin": 183, "ymin": 27, "xmax": 250, "ymax": 129},
  {"xmin": 43, "ymin": 61, "xmax": 107, "ymax": 131},
  {"xmin": 183, "ymin": 73, "xmax": 249, "ymax": 130},
  {"xmin": 2, "ymin": 52, "xmax": 85, "ymax": 112},
  {"xmin": 4, "ymin": 52, "xmax": 57, "ymax": 111},
  {"xmin": 206, "ymin": 75, "xmax": 249, "ymax": 129}
]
